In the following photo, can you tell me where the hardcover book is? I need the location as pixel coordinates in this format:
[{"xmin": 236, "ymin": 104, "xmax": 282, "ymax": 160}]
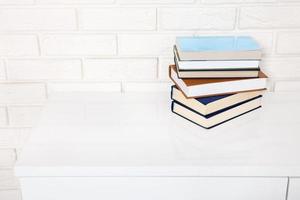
[
  {"xmin": 171, "ymin": 85, "xmax": 264, "ymax": 116},
  {"xmin": 174, "ymin": 46, "xmax": 260, "ymax": 71},
  {"xmin": 171, "ymin": 96, "xmax": 262, "ymax": 129},
  {"xmin": 176, "ymin": 36, "xmax": 262, "ymax": 61},
  {"xmin": 169, "ymin": 65, "xmax": 267, "ymax": 98},
  {"xmin": 173, "ymin": 46, "xmax": 260, "ymax": 78}
]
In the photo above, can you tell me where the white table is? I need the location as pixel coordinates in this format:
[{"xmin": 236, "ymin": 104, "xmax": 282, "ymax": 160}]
[{"xmin": 15, "ymin": 92, "xmax": 300, "ymax": 200}]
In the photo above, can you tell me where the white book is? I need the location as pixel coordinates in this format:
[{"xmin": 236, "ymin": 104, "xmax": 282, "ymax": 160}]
[
  {"xmin": 174, "ymin": 47, "xmax": 260, "ymax": 70},
  {"xmin": 169, "ymin": 65, "xmax": 267, "ymax": 98}
]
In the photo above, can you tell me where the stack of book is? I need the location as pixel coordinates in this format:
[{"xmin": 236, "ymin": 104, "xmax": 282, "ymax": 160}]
[{"xmin": 169, "ymin": 36, "xmax": 268, "ymax": 129}]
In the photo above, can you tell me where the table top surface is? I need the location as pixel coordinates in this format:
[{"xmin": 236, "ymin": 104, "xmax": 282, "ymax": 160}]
[{"xmin": 15, "ymin": 91, "xmax": 300, "ymax": 177}]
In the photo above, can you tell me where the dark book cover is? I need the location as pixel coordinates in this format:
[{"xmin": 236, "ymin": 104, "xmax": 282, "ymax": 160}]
[
  {"xmin": 171, "ymin": 85, "xmax": 232, "ymax": 105},
  {"xmin": 171, "ymin": 100, "xmax": 261, "ymax": 129},
  {"xmin": 171, "ymin": 85, "xmax": 262, "ymax": 118}
]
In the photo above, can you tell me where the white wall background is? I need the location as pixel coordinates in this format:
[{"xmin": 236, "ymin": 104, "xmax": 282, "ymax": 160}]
[{"xmin": 0, "ymin": 0, "xmax": 300, "ymax": 199}]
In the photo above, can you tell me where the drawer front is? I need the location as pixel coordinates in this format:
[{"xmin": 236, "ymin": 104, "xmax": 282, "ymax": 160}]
[
  {"xmin": 288, "ymin": 178, "xmax": 300, "ymax": 200},
  {"xmin": 20, "ymin": 177, "xmax": 287, "ymax": 200}
]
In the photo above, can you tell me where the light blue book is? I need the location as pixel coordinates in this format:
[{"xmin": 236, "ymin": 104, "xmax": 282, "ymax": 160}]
[{"xmin": 175, "ymin": 36, "xmax": 262, "ymax": 61}]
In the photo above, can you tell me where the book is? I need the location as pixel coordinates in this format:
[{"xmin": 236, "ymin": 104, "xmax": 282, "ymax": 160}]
[
  {"xmin": 174, "ymin": 51, "xmax": 259, "ymax": 78},
  {"xmin": 169, "ymin": 65, "xmax": 267, "ymax": 98},
  {"xmin": 176, "ymin": 36, "xmax": 262, "ymax": 61},
  {"xmin": 171, "ymin": 96, "xmax": 262, "ymax": 129},
  {"xmin": 171, "ymin": 85, "xmax": 264, "ymax": 116},
  {"xmin": 174, "ymin": 69, "xmax": 260, "ymax": 78},
  {"xmin": 174, "ymin": 46, "xmax": 260, "ymax": 71}
]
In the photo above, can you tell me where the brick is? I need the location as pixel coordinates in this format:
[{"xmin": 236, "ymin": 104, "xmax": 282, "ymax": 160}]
[
  {"xmin": 0, "ymin": 149, "xmax": 15, "ymax": 167},
  {"xmin": 0, "ymin": 128, "xmax": 31, "ymax": 148},
  {"xmin": 120, "ymin": 0, "xmax": 194, "ymax": 3},
  {"xmin": 41, "ymin": 34, "xmax": 116, "ymax": 56},
  {"xmin": 277, "ymin": 32, "xmax": 300, "ymax": 54},
  {"xmin": 203, "ymin": 0, "xmax": 274, "ymax": 3},
  {"xmin": 0, "ymin": 190, "xmax": 21, "ymax": 200},
  {"xmin": 123, "ymin": 81, "xmax": 171, "ymax": 92},
  {"xmin": 261, "ymin": 58, "xmax": 300, "ymax": 78},
  {"xmin": 0, "ymin": 129, "xmax": 17, "ymax": 148},
  {"xmin": 160, "ymin": 8, "xmax": 236, "ymax": 30},
  {"xmin": 0, "ymin": 9, "xmax": 76, "ymax": 31},
  {"xmin": 37, "ymin": 0, "xmax": 114, "ymax": 4},
  {"xmin": 7, "ymin": 59, "xmax": 82, "ymax": 80},
  {"xmin": 0, "ymin": 60, "xmax": 5, "ymax": 80},
  {"xmin": 0, "ymin": 107, "xmax": 7, "ymax": 126},
  {"xmin": 84, "ymin": 59, "xmax": 157, "ymax": 81},
  {"xmin": 47, "ymin": 82, "xmax": 121, "ymax": 94},
  {"xmin": 0, "ymin": 83, "xmax": 46, "ymax": 104},
  {"xmin": 8, "ymin": 106, "xmax": 43, "ymax": 127},
  {"xmin": 278, "ymin": 0, "xmax": 300, "ymax": 1},
  {"xmin": 80, "ymin": 8, "xmax": 156, "ymax": 30},
  {"xmin": 274, "ymin": 81, "xmax": 300, "ymax": 92},
  {"xmin": 158, "ymin": 57, "xmax": 173, "ymax": 80},
  {"xmin": 240, "ymin": 6, "xmax": 300, "ymax": 29},
  {"xmin": 244, "ymin": 32, "xmax": 273, "ymax": 54},
  {"xmin": 0, "ymin": 35, "xmax": 38, "ymax": 56},
  {"xmin": 0, "ymin": 170, "xmax": 19, "ymax": 189},
  {"xmin": 0, "ymin": 0, "xmax": 33, "ymax": 4},
  {"xmin": 118, "ymin": 34, "xmax": 176, "ymax": 56}
]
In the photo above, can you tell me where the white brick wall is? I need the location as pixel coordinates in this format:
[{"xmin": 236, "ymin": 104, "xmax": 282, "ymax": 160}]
[
  {"xmin": 0, "ymin": 170, "xmax": 19, "ymax": 189},
  {"xmin": 0, "ymin": 107, "xmax": 7, "ymax": 126},
  {"xmin": 1, "ymin": 1, "xmax": 300, "ymax": 197},
  {"xmin": 0, "ymin": 0, "xmax": 33, "ymax": 4},
  {"xmin": 118, "ymin": 34, "xmax": 176, "ymax": 56},
  {"xmin": 0, "ymin": 9, "xmax": 77, "ymax": 31},
  {"xmin": 0, "ymin": 83, "xmax": 46, "ymax": 104},
  {"xmin": 0, "ymin": 60, "xmax": 5, "ymax": 80},
  {"xmin": 203, "ymin": 0, "xmax": 275, "ymax": 3},
  {"xmin": 0, "ymin": 35, "xmax": 39, "ymax": 56},
  {"xmin": 0, "ymin": 190, "xmax": 21, "ymax": 200},
  {"xmin": 276, "ymin": 32, "xmax": 300, "ymax": 54},
  {"xmin": 84, "ymin": 58, "xmax": 157, "ymax": 81},
  {"xmin": 37, "ymin": 0, "xmax": 114, "ymax": 4},
  {"xmin": 0, "ymin": 149, "xmax": 16, "ymax": 168},
  {"xmin": 274, "ymin": 81, "xmax": 300, "ymax": 91},
  {"xmin": 47, "ymin": 82, "xmax": 121, "ymax": 94},
  {"xmin": 7, "ymin": 59, "xmax": 82, "ymax": 80},
  {"xmin": 261, "ymin": 58, "xmax": 300, "ymax": 78},
  {"xmin": 120, "ymin": 0, "xmax": 194, "ymax": 4},
  {"xmin": 123, "ymin": 81, "xmax": 171, "ymax": 92},
  {"xmin": 8, "ymin": 106, "xmax": 43, "ymax": 127},
  {"xmin": 159, "ymin": 8, "xmax": 236, "ymax": 30},
  {"xmin": 41, "ymin": 34, "xmax": 117, "ymax": 56},
  {"xmin": 0, "ymin": 128, "xmax": 31, "ymax": 148},
  {"xmin": 159, "ymin": 57, "xmax": 174, "ymax": 80},
  {"xmin": 239, "ymin": 6, "xmax": 300, "ymax": 29},
  {"xmin": 79, "ymin": 8, "xmax": 156, "ymax": 31}
]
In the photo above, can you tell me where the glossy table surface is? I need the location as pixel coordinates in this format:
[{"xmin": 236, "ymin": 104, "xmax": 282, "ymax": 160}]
[{"xmin": 15, "ymin": 92, "xmax": 300, "ymax": 177}]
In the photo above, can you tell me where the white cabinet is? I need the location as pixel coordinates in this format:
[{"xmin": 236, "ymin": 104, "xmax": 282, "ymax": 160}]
[
  {"xmin": 288, "ymin": 178, "xmax": 300, "ymax": 200},
  {"xmin": 20, "ymin": 177, "xmax": 287, "ymax": 200},
  {"xmin": 15, "ymin": 92, "xmax": 300, "ymax": 200}
]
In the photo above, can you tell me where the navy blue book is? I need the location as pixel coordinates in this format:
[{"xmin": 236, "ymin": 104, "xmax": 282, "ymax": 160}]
[
  {"xmin": 171, "ymin": 85, "xmax": 263, "ymax": 116},
  {"xmin": 171, "ymin": 86, "xmax": 262, "ymax": 129}
]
